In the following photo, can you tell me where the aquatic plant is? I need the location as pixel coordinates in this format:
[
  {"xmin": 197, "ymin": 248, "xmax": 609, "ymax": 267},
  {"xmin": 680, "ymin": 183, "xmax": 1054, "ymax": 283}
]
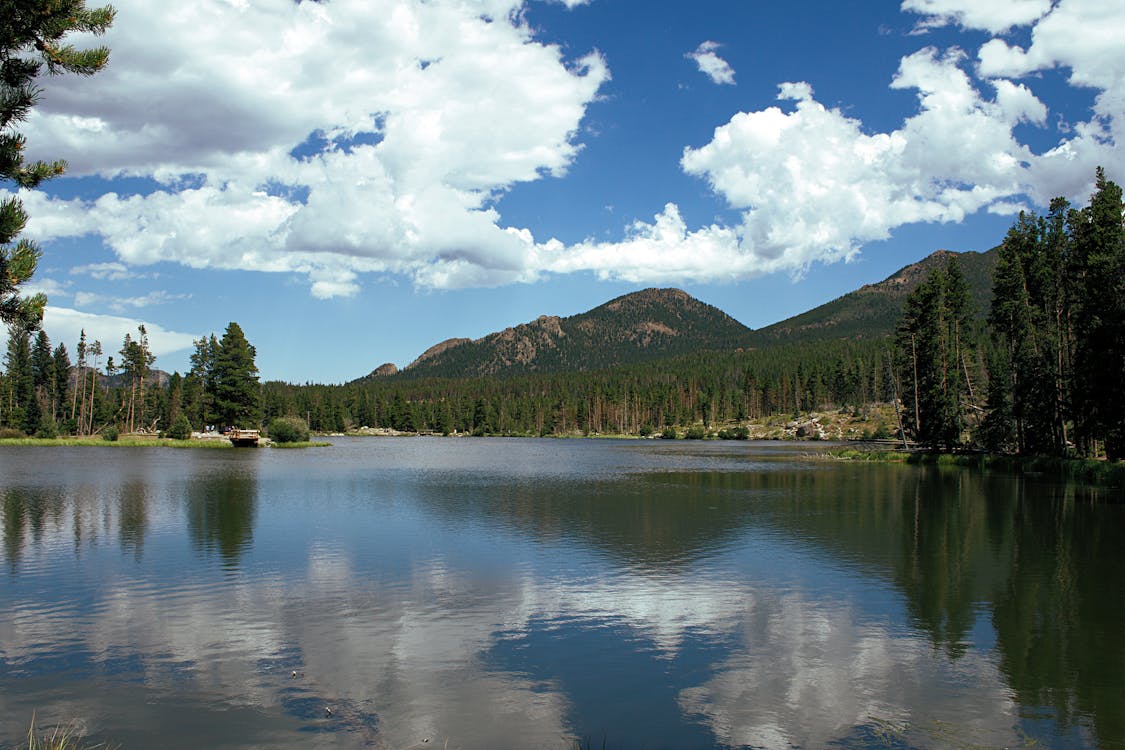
[{"xmin": 24, "ymin": 716, "xmax": 112, "ymax": 750}]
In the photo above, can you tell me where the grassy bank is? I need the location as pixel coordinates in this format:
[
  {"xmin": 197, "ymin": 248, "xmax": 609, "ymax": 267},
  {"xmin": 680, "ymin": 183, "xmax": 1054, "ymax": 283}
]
[
  {"xmin": 830, "ymin": 448, "xmax": 1125, "ymax": 487},
  {"xmin": 0, "ymin": 436, "xmax": 233, "ymax": 448},
  {"xmin": 0, "ymin": 436, "xmax": 330, "ymax": 449}
]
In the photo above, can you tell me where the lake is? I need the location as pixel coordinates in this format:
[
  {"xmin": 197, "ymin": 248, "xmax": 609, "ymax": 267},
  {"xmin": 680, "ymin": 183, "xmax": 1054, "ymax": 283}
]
[{"xmin": 1, "ymin": 438, "xmax": 1122, "ymax": 749}]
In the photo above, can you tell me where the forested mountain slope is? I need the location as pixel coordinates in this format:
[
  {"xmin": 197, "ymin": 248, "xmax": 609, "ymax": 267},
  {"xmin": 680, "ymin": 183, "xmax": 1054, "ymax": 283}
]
[
  {"xmin": 747, "ymin": 248, "xmax": 998, "ymax": 346},
  {"xmin": 358, "ymin": 248, "xmax": 996, "ymax": 383},
  {"xmin": 386, "ymin": 288, "xmax": 756, "ymax": 379}
]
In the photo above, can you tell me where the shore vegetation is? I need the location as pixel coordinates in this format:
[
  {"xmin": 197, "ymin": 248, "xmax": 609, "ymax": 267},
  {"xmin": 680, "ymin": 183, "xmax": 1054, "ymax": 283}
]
[{"xmin": 828, "ymin": 448, "xmax": 1125, "ymax": 487}]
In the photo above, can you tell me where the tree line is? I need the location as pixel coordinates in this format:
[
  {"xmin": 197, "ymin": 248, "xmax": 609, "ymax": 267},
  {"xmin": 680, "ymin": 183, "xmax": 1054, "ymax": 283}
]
[
  {"xmin": 259, "ymin": 337, "xmax": 900, "ymax": 437},
  {"xmin": 3, "ymin": 320, "xmax": 902, "ymax": 439},
  {"xmin": 1, "ymin": 321, "xmax": 259, "ymax": 437},
  {"xmin": 897, "ymin": 168, "xmax": 1124, "ymax": 460}
]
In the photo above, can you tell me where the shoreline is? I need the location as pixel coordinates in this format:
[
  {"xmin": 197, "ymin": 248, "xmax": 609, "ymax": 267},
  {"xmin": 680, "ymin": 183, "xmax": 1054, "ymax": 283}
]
[
  {"xmin": 828, "ymin": 448, "xmax": 1124, "ymax": 488},
  {"xmin": 0, "ymin": 436, "xmax": 328, "ymax": 449}
]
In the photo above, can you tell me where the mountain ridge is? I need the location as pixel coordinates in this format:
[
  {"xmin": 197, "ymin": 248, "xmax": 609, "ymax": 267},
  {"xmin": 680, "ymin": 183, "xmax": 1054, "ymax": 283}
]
[
  {"xmin": 395, "ymin": 287, "xmax": 754, "ymax": 378},
  {"xmin": 746, "ymin": 248, "xmax": 997, "ymax": 346},
  {"xmin": 359, "ymin": 247, "xmax": 997, "ymax": 382}
]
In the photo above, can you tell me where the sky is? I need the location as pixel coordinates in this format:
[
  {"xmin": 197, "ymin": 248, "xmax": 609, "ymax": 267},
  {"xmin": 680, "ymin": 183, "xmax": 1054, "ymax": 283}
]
[{"xmin": 8, "ymin": 0, "xmax": 1124, "ymax": 383}]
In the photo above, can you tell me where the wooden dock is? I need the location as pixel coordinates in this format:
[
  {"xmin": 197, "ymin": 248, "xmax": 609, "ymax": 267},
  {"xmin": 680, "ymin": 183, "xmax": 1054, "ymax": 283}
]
[{"xmin": 228, "ymin": 429, "xmax": 260, "ymax": 447}]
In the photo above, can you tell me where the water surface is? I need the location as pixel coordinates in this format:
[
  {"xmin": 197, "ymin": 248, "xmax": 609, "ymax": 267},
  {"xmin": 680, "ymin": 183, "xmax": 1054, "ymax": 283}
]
[{"xmin": 1, "ymin": 438, "xmax": 1121, "ymax": 749}]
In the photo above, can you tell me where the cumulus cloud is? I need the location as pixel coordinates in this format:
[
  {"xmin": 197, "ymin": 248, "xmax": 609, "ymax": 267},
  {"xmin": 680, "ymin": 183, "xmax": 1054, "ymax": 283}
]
[
  {"xmin": 902, "ymin": 0, "xmax": 1051, "ymax": 33},
  {"xmin": 41, "ymin": 307, "xmax": 199, "ymax": 357},
  {"xmin": 688, "ymin": 41, "xmax": 736, "ymax": 85},
  {"xmin": 19, "ymin": 0, "xmax": 1124, "ymax": 294},
  {"xmin": 973, "ymin": 0, "xmax": 1125, "ymax": 201},
  {"xmin": 554, "ymin": 0, "xmax": 1124, "ymax": 286},
  {"xmin": 550, "ymin": 50, "xmax": 1041, "ymax": 284},
  {"xmin": 24, "ymin": 0, "xmax": 608, "ymax": 295}
]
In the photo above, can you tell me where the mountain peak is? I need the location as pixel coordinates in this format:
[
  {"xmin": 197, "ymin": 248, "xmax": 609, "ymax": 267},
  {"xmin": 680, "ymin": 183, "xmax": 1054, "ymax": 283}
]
[{"xmin": 393, "ymin": 288, "xmax": 753, "ymax": 379}]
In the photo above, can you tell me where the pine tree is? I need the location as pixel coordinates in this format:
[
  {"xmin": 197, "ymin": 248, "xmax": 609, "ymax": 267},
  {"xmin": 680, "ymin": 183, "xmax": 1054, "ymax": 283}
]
[
  {"xmin": 983, "ymin": 168, "xmax": 1124, "ymax": 459},
  {"xmin": 1, "ymin": 0, "xmax": 114, "ymax": 330},
  {"xmin": 1070, "ymin": 168, "xmax": 1125, "ymax": 459},
  {"xmin": 3, "ymin": 326, "xmax": 32, "ymax": 431},
  {"xmin": 84, "ymin": 339, "xmax": 102, "ymax": 434},
  {"xmin": 186, "ymin": 335, "xmax": 217, "ymax": 428},
  {"xmin": 896, "ymin": 261, "xmax": 966, "ymax": 449},
  {"xmin": 51, "ymin": 342, "xmax": 70, "ymax": 426},
  {"xmin": 118, "ymin": 327, "xmax": 153, "ymax": 433},
  {"xmin": 210, "ymin": 322, "xmax": 261, "ymax": 428},
  {"xmin": 30, "ymin": 328, "xmax": 53, "ymax": 418},
  {"xmin": 989, "ymin": 213, "xmax": 1040, "ymax": 454}
]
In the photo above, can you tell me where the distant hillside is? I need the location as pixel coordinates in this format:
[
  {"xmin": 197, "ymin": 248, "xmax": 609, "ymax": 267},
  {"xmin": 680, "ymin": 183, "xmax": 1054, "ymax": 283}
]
[
  {"xmin": 359, "ymin": 248, "xmax": 998, "ymax": 382},
  {"xmin": 747, "ymin": 248, "xmax": 998, "ymax": 347},
  {"xmin": 390, "ymin": 288, "xmax": 755, "ymax": 379}
]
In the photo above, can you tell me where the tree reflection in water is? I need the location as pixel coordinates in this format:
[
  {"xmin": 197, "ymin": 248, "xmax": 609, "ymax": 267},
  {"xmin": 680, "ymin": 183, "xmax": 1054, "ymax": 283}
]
[{"xmin": 186, "ymin": 469, "xmax": 258, "ymax": 569}]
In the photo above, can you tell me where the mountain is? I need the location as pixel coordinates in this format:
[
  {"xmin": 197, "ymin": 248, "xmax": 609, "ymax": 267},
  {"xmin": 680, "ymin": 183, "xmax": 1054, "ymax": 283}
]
[
  {"xmin": 746, "ymin": 248, "xmax": 998, "ymax": 347},
  {"xmin": 394, "ymin": 287, "xmax": 755, "ymax": 379},
  {"xmin": 364, "ymin": 248, "xmax": 997, "ymax": 382}
]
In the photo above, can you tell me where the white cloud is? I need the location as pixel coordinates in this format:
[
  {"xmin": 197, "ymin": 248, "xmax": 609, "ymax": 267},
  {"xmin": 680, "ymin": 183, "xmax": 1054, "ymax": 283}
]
[
  {"xmin": 549, "ymin": 204, "xmax": 748, "ymax": 282},
  {"xmin": 72, "ymin": 290, "xmax": 190, "ymax": 312},
  {"xmin": 688, "ymin": 41, "xmax": 736, "ymax": 86},
  {"xmin": 70, "ymin": 261, "xmax": 148, "ymax": 281},
  {"xmin": 24, "ymin": 0, "xmax": 609, "ymax": 295},
  {"xmin": 902, "ymin": 0, "xmax": 1051, "ymax": 33},
  {"xmin": 19, "ymin": 0, "xmax": 1123, "ymax": 294},
  {"xmin": 974, "ymin": 0, "xmax": 1125, "ymax": 202},
  {"xmin": 553, "ymin": 3, "xmax": 1124, "ymax": 288},
  {"xmin": 22, "ymin": 277, "xmax": 72, "ymax": 300},
  {"xmin": 41, "ymin": 307, "xmax": 199, "ymax": 357},
  {"xmin": 550, "ymin": 50, "xmax": 1037, "ymax": 285}
]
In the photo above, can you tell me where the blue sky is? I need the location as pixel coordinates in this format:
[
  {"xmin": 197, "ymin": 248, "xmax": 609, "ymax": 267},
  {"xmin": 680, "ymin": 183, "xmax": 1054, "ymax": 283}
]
[{"xmin": 10, "ymin": 0, "xmax": 1123, "ymax": 383}]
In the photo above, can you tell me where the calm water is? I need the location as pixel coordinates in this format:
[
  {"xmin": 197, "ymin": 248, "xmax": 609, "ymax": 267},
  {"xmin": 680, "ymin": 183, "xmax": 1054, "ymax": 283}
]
[{"xmin": 1, "ymin": 438, "xmax": 1122, "ymax": 750}]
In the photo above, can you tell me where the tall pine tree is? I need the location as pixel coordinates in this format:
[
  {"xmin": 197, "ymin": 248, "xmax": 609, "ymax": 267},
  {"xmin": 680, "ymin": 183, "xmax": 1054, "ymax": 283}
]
[
  {"xmin": 896, "ymin": 258, "xmax": 972, "ymax": 450},
  {"xmin": 984, "ymin": 167, "xmax": 1124, "ymax": 458},
  {"xmin": 1070, "ymin": 168, "xmax": 1125, "ymax": 459},
  {"xmin": 210, "ymin": 322, "xmax": 261, "ymax": 428}
]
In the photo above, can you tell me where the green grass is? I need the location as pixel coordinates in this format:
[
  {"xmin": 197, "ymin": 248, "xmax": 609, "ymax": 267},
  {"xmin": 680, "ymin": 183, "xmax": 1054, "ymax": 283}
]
[
  {"xmin": 830, "ymin": 448, "xmax": 910, "ymax": 462},
  {"xmin": 0, "ymin": 436, "xmax": 336, "ymax": 449},
  {"xmin": 0, "ymin": 436, "xmax": 233, "ymax": 448}
]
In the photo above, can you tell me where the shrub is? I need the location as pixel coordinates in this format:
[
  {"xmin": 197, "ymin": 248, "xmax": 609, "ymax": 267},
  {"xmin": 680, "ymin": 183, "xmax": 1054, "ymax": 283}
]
[
  {"xmin": 661, "ymin": 426, "xmax": 678, "ymax": 439},
  {"xmin": 166, "ymin": 414, "xmax": 193, "ymax": 440},
  {"xmin": 685, "ymin": 426, "xmax": 708, "ymax": 440},
  {"xmin": 718, "ymin": 426, "xmax": 749, "ymax": 440},
  {"xmin": 268, "ymin": 416, "xmax": 310, "ymax": 444},
  {"xmin": 0, "ymin": 427, "xmax": 26, "ymax": 439},
  {"xmin": 35, "ymin": 417, "xmax": 59, "ymax": 439},
  {"xmin": 638, "ymin": 424, "xmax": 653, "ymax": 437},
  {"xmin": 102, "ymin": 426, "xmax": 119, "ymax": 442}
]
